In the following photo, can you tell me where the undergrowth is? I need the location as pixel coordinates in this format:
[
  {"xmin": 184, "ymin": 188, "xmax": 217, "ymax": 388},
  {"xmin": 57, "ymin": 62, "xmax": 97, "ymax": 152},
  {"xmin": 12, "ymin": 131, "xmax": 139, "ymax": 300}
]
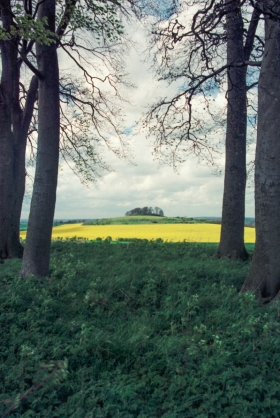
[{"xmin": 1, "ymin": 240, "xmax": 280, "ymax": 417}]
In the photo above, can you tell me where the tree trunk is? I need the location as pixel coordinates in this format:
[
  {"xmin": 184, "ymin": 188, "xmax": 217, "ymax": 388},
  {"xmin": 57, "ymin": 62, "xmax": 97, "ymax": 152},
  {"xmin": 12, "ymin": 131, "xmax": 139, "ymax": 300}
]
[
  {"xmin": 0, "ymin": 1, "xmax": 39, "ymax": 259},
  {"xmin": 0, "ymin": 1, "xmax": 21, "ymax": 259},
  {"xmin": 241, "ymin": 2, "xmax": 280, "ymax": 302},
  {"xmin": 0, "ymin": 62, "xmax": 38, "ymax": 258},
  {"xmin": 217, "ymin": 0, "xmax": 249, "ymax": 260},
  {"xmin": 12, "ymin": 76, "xmax": 38, "ymax": 256},
  {"xmin": 0, "ymin": 97, "xmax": 17, "ymax": 259},
  {"xmin": 20, "ymin": 0, "xmax": 60, "ymax": 278}
]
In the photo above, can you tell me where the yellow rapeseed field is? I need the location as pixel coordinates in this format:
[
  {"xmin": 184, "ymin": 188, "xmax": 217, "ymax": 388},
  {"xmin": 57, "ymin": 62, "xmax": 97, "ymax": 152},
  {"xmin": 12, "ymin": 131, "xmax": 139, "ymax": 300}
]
[{"xmin": 20, "ymin": 223, "xmax": 256, "ymax": 243}]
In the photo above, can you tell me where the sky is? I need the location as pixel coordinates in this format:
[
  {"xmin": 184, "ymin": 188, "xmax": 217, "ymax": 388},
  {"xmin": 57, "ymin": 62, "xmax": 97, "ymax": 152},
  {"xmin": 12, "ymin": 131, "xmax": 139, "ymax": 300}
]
[{"xmin": 21, "ymin": 9, "xmax": 256, "ymax": 220}]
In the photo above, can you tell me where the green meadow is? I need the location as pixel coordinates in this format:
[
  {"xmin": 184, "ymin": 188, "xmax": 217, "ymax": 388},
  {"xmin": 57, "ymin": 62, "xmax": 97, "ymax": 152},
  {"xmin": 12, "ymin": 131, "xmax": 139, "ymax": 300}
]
[
  {"xmin": 84, "ymin": 216, "xmax": 202, "ymax": 225},
  {"xmin": 1, "ymin": 239, "xmax": 280, "ymax": 417}
]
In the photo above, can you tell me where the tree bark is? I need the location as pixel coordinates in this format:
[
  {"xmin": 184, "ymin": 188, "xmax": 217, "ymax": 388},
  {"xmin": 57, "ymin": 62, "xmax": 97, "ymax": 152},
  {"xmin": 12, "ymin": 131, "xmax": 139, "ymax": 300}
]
[
  {"xmin": 20, "ymin": 0, "xmax": 60, "ymax": 278},
  {"xmin": 217, "ymin": 0, "xmax": 249, "ymax": 260},
  {"xmin": 12, "ymin": 76, "xmax": 38, "ymax": 253},
  {"xmin": 0, "ymin": 57, "xmax": 38, "ymax": 258},
  {"xmin": 0, "ymin": 93, "xmax": 16, "ymax": 259},
  {"xmin": 0, "ymin": 1, "xmax": 21, "ymax": 259},
  {"xmin": 0, "ymin": 0, "xmax": 39, "ymax": 259},
  {"xmin": 241, "ymin": 1, "xmax": 280, "ymax": 302},
  {"xmin": 0, "ymin": 0, "xmax": 75, "ymax": 260}
]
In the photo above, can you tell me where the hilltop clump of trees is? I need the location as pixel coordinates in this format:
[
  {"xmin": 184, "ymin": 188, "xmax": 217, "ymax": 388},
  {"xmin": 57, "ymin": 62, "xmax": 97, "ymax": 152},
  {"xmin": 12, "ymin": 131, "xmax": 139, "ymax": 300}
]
[{"xmin": 125, "ymin": 207, "xmax": 164, "ymax": 216}]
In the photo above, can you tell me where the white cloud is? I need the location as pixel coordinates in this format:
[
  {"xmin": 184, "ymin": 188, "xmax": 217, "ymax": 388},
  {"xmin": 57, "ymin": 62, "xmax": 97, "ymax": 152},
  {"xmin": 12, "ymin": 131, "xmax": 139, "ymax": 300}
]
[{"xmin": 21, "ymin": 13, "xmax": 255, "ymax": 220}]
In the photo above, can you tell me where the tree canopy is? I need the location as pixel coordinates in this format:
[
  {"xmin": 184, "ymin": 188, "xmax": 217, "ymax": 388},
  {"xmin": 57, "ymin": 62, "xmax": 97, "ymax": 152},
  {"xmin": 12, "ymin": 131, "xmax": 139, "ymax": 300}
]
[
  {"xmin": 125, "ymin": 206, "xmax": 164, "ymax": 216},
  {"xmin": 143, "ymin": 0, "xmax": 262, "ymax": 169}
]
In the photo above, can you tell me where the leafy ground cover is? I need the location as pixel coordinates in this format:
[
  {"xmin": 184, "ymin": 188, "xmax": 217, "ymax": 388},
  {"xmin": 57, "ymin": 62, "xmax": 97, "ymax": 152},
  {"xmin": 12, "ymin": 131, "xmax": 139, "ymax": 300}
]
[
  {"xmin": 20, "ymin": 223, "xmax": 256, "ymax": 243},
  {"xmin": 1, "ymin": 240, "xmax": 280, "ymax": 417}
]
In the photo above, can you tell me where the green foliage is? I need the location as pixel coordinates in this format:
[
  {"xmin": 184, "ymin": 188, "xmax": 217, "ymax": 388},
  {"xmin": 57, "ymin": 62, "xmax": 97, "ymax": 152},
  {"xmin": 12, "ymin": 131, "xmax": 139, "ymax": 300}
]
[
  {"xmin": 1, "ymin": 241, "xmax": 280, "ymax": 416},
  {"xmin": 12, "ymin": 15, "xmax": 58, "ymax": 45},
  {"xmin": 0, "ymin": 1, "xmax": 124, "ymax": 45},
  {"xmin": 0, "ymin": 12, "xmax": 57, "ymax": 45},
  {"xmin": 56, "ymin": 0, "xmax": 125, "ymax": 42}
]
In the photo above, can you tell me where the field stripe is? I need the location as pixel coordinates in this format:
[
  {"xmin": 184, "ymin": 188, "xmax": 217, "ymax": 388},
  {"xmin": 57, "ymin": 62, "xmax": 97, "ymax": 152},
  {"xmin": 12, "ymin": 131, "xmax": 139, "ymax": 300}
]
[{"xmin": 20, "ymin": 223, "xmax": 256, "ymax": 243}]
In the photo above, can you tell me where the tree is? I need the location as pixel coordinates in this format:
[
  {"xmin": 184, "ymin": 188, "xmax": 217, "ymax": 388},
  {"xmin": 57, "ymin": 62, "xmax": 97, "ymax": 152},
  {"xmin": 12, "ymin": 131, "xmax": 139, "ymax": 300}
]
[
  {"xmin": 217, "ymin": 0, "xmax": 261, "ymax": 260},
  {"xmin": 0, "ymin": 0, "xmax": 141, "ymax": 261},
  {"xmin": 143, "ymin": 0, "xmax": 262, "ymax": 259},
  {"xmin": 20, "ymin": 0, "xmax": 60, "ymax": 278},
  {"xmin": 19, "ymin": 0, "xmax": 144, "ymax": 277},
  {"xmin": 0, "ymin": 1, "xmax": 39, "ymax": 259},
  {"xmin": 142, "ymin": 206, "xmax": 149, "ymax": 215},
  {"xmin": 0, "ymin": 0, "xmax": 18, "ymax": 259},
  {"xmin": 240, "ymin": 0, "xmax": 280, "ymax": 302},
  {"xmin": 125, "ymin": 206, "xmax": 164, "ymax": 216}
]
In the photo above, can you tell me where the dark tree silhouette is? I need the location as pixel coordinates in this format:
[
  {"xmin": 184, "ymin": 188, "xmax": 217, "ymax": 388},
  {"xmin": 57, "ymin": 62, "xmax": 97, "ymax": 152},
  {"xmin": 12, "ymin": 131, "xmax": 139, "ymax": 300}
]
[
  {"xmin": 0, "ymin": 0, "xmax": 39, "ymax": 259},
  {"xmin": 125, "ymin": 206, "xmax": 164, "ymax": 216},
  {"xmin": 19, "ymin": 0, "xmax": 144, "ymax": 277},
  {"xmin": 217, "ymin": 0, "xmax": 260, "ymax": 260},
  {"xmin": 143, "ymin": 0, "xmax": 263, "ymax": 259},
  {"xmin": 241, "ymin": 0, "xmax": 280, "ymax": 302},
  {"xmin": 0, "ymin": 0, "xmax": 142, "ymax": 261},
  {"xmin": 20, "ymin": 0, "xmax": 60, "ymax": 278}
]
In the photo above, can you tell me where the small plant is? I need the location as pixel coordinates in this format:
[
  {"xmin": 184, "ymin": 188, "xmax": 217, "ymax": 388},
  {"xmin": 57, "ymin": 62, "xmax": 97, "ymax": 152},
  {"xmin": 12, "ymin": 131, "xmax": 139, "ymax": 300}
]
[
  {"xmin": 1, "ymin": 360, "xmax": 68, "ymax": 417},
  {"xmin": 3, "ymin": 240, "xmax": 280, "ymax": 417}
]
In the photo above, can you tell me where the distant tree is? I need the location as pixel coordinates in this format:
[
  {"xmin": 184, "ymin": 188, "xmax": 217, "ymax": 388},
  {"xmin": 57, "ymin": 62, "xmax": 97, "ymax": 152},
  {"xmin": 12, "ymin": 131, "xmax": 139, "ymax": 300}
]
[
  {"xmin": 154, "ymin": 206, "xmax": 160, "ymax": 215},
  {"xmin": 125, "ymin": 206, "xmax": 164, "ymax": 216}
]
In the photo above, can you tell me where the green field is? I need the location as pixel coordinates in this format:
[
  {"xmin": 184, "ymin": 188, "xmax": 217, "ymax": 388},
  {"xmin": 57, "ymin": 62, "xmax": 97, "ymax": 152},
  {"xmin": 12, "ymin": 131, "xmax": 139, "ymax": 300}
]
[
  {"xmin": 1, "ymin": 240, "xmax": 280, "ymax": 417},
  {"xmin": 19, "ymin": 221, "xmax": 28, "ymax": 231},
  {"xmin": 20, "ymin": 222, "xmax": 256, "ymax": 243},
  {"xmin": 84, "ymin": 215, "xmax": 207, "ymax": 225}
]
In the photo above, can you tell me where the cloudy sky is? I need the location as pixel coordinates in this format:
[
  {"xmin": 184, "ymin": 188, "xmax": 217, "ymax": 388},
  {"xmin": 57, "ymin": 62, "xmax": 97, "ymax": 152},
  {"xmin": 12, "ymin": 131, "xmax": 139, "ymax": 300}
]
[{"xmin": 21, "ymin": 9, "xmax": 255, "ymax": 220}]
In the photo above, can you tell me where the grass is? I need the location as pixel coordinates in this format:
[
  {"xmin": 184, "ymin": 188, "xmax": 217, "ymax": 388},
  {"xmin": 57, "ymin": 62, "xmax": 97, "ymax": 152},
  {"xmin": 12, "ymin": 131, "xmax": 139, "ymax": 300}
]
[
  {"xmin": 20, "ymin": 222, "xmax": 256, "ymax": 243},
  {"xmin": 1, "ymin": 239, "xmax": 280, "ymax": 417},
  {"xmin": 84, "ymin": 216, "xmax": 205, "ymax": 225},
  {"xmin": 19, "ymin": 221, "xmax": 28, "ymax": 231}
]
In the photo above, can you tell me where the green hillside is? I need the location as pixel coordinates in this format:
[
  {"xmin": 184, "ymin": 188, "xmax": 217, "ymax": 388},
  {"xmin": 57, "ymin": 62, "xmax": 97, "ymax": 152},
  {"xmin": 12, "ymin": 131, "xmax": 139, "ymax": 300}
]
[{"xmin": 83, "ymin": 216, "xmax": 207, "ymax": 225}]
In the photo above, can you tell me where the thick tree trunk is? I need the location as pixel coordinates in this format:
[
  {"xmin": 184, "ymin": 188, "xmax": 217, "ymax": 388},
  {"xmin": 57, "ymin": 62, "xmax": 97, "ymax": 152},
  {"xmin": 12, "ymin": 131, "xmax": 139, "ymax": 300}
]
[
  {"xmin": 0, "ymin": 98, "xmax": 17, "ymax": 259},
  {"xmin": 241, "ymin": 3, "xmax": 280, "ymax": 302},
  {"xmin": 20, "ymin": 0, "xmax": 60, "ymax": 278},
  {"xmin": 12, "ymin": 76, "xmax": 38, "ymax": 256},
  {"xmin": 217, "ymin": 0, "xmax": 249, "ymax": 260},
  {"xmin": 0, "ymin": 1, "xmax": 21, "ymax": 259},
  {"xmin": 0, "ymin": 54, "xmax": 38, "ymax": 258},
  {"xmin": 0, "ymin": 2, "xmax": 38, "ymax": 259}
]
